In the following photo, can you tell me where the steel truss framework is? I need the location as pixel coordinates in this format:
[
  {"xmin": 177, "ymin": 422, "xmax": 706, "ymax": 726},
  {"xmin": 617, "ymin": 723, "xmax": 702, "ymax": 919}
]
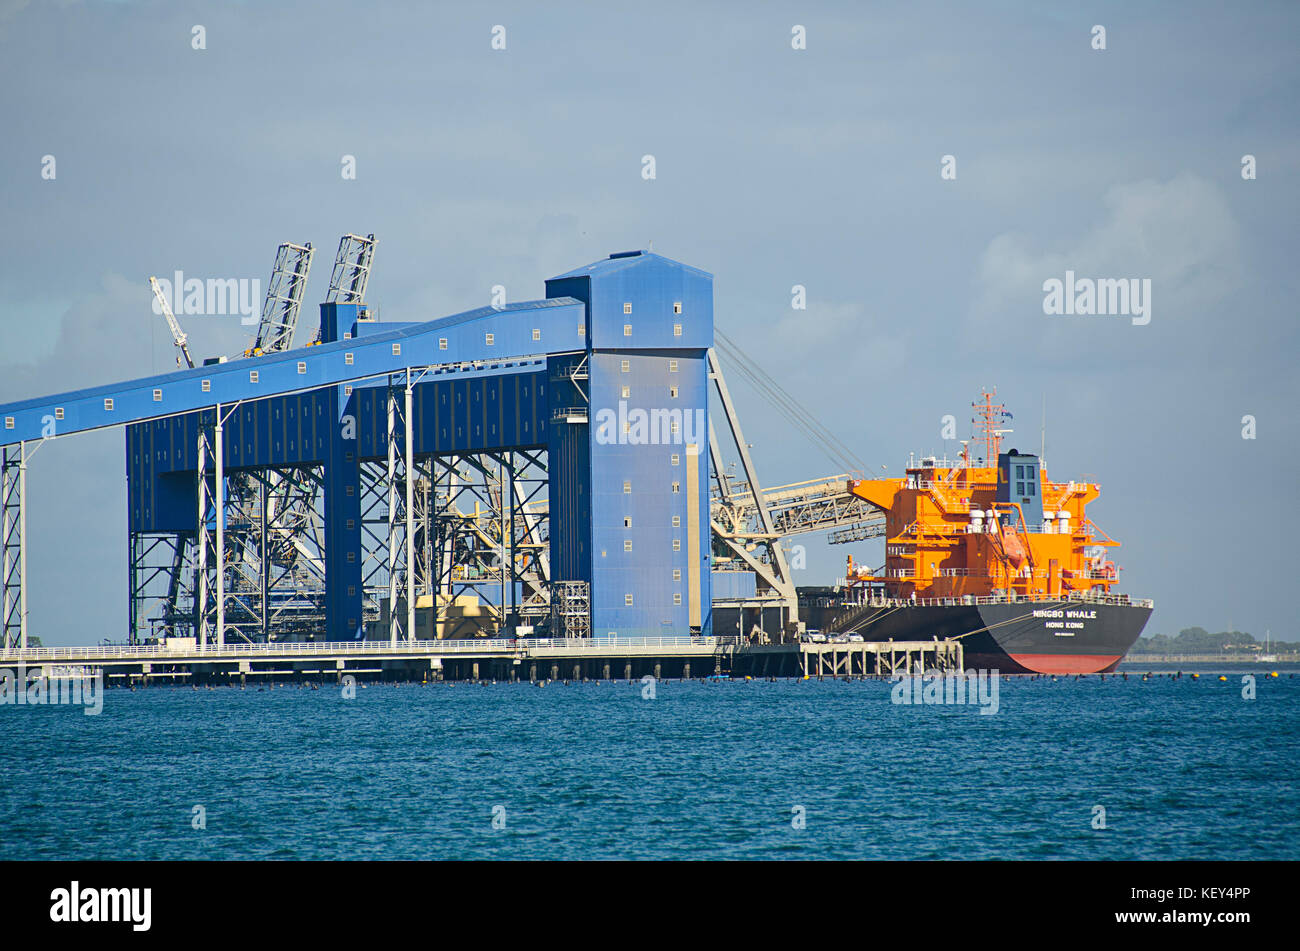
[
  {"xmin": 358, "ymin": 435, "xmax": 553, "ymax": 641},
  {"xmin": 129, "ymin": 531, "xmax": 196, "ymax": 640},
  {"xmin": 550, "ymin": 581, "xmax": 590, "ymax": 639},
  {"xmin": 706, "ymin": 351, "xmax": 799, "ymax": 625},
  {"xmin": 1, "ymin": 441, "xmax": 35, "ymax": 649},
  {"xmin": 129, "ymin": 464, "xmax": 328, "ymax": 645},
  {"xmin": 326, "ymin": 234, "xmax": 377, "ymax": 305},
  {"xmin": 128, "ymin": 374, "xmax": 562, "ymax": 646},
  {"xmin": 133, "ymin": 237, "xmax": 340, "ymax": 645},
  {"xmin": 130, "ymin": 239, "xmax": 325, "ymax": 646},
  {"xmin": 245, "ymin": 241, "xmax": 314, "ymax": 356}
]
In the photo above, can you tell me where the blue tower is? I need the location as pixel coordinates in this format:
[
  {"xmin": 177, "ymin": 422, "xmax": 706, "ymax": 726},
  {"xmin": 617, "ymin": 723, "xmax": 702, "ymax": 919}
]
[{"xmin": 546, "ymin": 251, "xmax": 714, "ymax": 636}]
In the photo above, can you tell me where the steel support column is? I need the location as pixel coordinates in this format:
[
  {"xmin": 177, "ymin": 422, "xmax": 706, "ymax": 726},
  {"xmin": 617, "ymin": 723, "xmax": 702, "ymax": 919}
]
[
  {"xmin": 215, "ymin": 408, "xmax": 225, "ymax": 650},
  {"xmin": 405, "ymin": 376, "xmax": 415, "ymax": 642},
  {"xmin": 385, "ymin": 373, "xmax": 416, "ymax": 644},
  {"xmin": 1, "ymin": 441, "xmax": 30, "ymax": 650}
]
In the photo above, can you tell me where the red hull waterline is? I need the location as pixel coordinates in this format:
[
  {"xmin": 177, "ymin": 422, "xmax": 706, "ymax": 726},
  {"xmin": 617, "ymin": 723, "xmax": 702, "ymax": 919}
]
[{"xmin": 1005, "ymin": 653, "xmax": 1124, "ymax": 675}]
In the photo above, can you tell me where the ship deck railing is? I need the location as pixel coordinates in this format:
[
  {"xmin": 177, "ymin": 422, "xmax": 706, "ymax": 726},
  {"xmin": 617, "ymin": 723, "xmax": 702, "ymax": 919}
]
[{"xmin": 832, "ymin": 592, "xmax": 1153, "ymax": 610}]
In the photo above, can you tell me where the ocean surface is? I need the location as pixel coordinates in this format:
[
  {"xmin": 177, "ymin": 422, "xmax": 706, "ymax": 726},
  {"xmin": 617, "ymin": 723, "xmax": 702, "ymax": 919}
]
[{"xmin": 3, "ymin": 663, "xmax": 1298, "ymax": 860}]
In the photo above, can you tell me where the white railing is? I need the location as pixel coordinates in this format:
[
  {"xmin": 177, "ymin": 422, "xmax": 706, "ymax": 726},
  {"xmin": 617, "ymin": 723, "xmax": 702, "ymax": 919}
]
[
  {"xmin": 0, "ymin": 635, "xmax": 719, "ymax": 663},
  {"xmin": 839, "ymin": 592, "xmax": 1153, "ymax": 610}
]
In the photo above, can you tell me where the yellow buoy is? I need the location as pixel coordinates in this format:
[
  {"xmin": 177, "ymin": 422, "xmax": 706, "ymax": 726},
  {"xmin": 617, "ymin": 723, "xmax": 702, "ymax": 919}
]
[
  {"xmin": 1191, "ymin": 673, "xmax": 1199, "ymax": 679},
  {"xmin": 1270, "ymin": 671, "xmax": 1279, "ymax": 678},
  {"xmin": 1218, "ymin": 675, "xmax": 1227, "ymax": 681}
]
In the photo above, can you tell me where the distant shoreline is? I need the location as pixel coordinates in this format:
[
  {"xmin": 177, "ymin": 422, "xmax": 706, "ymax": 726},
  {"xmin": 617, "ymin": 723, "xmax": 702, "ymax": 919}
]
[{"xmin": 1124, "ymin": 652, "xmax": 1297, "ymax": 663}]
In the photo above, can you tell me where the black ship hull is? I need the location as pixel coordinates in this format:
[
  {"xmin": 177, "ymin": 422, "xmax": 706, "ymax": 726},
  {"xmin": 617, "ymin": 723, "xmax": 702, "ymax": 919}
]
[{"xmin": 805, "ymin": 598, "xmax": 1152, "ymax": 674}]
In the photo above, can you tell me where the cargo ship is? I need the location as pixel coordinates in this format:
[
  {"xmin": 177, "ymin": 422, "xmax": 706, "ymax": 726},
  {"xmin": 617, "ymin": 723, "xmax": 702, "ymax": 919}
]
[{"xmin": 804, "ymin": 390, "xmax": 1152, "ymax": 674}]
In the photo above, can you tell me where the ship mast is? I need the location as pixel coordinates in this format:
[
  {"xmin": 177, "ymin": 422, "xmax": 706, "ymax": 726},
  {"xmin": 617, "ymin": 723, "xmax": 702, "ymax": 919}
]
[{"xmin": 971, "ymin": 388, "xmax": 1010, "ymax": 465}]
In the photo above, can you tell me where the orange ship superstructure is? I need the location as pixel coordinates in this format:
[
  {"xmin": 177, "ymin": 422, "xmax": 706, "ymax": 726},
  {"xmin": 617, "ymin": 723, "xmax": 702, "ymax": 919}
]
[
  {"xmin": 821, "ymin": 389, "xmax": 1151, "ymax": 674},
  {"xmin": 846, "ymin": 389, "xmax": 1120, "ymax": 604}
]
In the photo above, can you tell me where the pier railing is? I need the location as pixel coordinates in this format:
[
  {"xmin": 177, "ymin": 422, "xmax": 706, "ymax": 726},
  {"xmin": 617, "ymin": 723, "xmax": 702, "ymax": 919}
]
[{"xmin": 0, "ymin": 635, "xmax": 720, "ymax": 664}]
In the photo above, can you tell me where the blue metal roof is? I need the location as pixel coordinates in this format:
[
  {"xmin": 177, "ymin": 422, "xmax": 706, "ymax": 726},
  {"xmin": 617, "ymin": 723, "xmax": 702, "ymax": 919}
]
[
  {"xmin": 0, "ymin": 297, "xmax": 585, "ymax": 445},
  {"xmin": 547, "ymin": 250, "xmax": 713, "ymax": 282}
]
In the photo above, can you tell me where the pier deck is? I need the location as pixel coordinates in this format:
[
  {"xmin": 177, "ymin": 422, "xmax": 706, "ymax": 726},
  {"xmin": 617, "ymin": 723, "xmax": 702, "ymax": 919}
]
[
  {"xmin": 0, "ymin": 636, "xmax": 964, "ymax": 684},
  {"xmin": 734, "ymin": 639, "xmax": 964, "ymax": 678}
]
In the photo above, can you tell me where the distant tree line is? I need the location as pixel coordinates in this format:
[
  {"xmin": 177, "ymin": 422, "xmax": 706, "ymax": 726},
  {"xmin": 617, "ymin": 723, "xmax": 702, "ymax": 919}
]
[{"xmin": 1132, "ymin": 627, "xmax": 1294, "ymax": 654}]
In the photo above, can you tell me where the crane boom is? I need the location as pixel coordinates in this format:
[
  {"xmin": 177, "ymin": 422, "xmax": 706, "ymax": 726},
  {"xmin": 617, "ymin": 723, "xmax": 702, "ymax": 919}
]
[
  {"xmin": 313, "ymin": 233, "xmax": 376, "ymax": 343},
  {"xmin": 326, "ymin": 233, "xmax": 376, "ymax": 304},
  {"xmin": 149, "ymin": 276, "xmax": 195, "ymax": 370},
  {"xmin": 243, "ymin": 241, "xmax": 314, "ymax": 357}
]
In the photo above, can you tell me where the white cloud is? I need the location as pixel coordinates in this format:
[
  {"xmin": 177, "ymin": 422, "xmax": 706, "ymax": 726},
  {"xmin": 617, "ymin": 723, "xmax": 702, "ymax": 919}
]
[{"xmin": 971, "ymin": 173, "xmax": 1243, "ymax": 356}]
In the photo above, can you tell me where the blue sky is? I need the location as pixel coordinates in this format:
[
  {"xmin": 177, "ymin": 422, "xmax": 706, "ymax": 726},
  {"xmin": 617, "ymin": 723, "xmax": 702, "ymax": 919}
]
[{"xmin": 1, "ymin": 1, "xmax": 1297, "ymax": 644}]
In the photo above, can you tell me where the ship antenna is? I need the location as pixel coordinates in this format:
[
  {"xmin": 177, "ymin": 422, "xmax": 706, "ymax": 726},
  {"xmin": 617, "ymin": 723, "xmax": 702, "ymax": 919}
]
[{"xmin": 1040, "ymin": 393, "xmax": 1046, "ymax": 469}]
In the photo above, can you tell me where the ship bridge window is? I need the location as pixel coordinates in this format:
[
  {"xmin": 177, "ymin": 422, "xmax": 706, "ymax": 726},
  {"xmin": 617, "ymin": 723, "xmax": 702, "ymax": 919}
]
[{"xmin": 1014, "ymin": 463, "xmax": 1037, "ymax": 497}]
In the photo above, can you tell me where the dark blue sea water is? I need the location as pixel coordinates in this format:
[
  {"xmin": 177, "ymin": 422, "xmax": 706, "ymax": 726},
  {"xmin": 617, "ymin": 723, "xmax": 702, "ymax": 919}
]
[{"xmin": 4, "ymin": 668, "xmax": 1298, "ymax": 860}]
